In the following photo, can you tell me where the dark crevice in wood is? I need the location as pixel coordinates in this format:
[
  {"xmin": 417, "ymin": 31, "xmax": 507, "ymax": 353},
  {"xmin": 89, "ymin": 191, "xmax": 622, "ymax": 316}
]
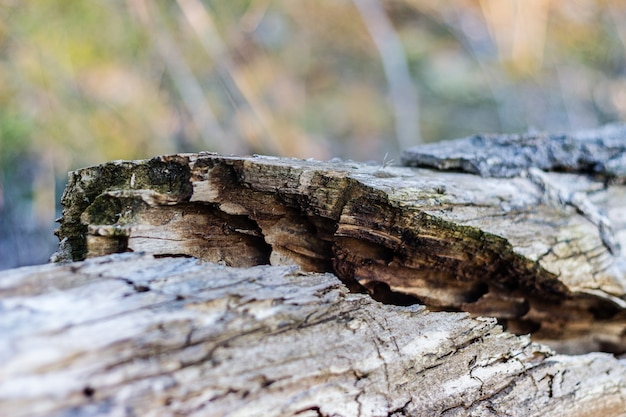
[
  {"xmin": 54, "ymin": 154, "xmax": 626, "ymax": 355},
  {"xmin": 362, "ymin": 281, "xmax": 423, "ymax": 306},
  {"xmin": 82, "ymin": 386, "xmax": 95, "ymax": 398}
]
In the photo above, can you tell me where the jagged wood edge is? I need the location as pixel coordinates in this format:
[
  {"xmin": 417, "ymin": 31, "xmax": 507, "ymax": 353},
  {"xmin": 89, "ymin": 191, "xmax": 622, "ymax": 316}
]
[{"xmin": 54, "ymin": 153, "xmax": 626, "ymax": 353}]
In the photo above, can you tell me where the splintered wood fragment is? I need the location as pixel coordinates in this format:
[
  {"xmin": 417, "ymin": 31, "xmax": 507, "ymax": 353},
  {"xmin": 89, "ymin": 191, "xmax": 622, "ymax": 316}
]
[
  {"xmin": 53, "ymin": 146, "xmax": 626, "ymax": 354},
  {"xmin": 2, "ymin": 254, "xmax": 626, "ymax": 417}
]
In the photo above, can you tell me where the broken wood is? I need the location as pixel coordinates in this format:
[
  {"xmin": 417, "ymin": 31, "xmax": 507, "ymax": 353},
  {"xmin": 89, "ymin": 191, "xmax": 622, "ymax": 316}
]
[
  {"xmin": 53, "ymin": 129, "xmax": 626, "ymax": 354},
  {"xmin": 1, "ymin": 124, "xmax": 619, "ymax": 415},
  {"xmin": 3, "ymin": 253, "xmax": 626, "ymax": 417}
]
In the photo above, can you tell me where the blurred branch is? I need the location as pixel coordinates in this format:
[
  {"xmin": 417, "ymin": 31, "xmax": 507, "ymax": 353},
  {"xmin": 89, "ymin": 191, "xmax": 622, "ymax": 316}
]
[
  {"xmin": 128, "ymin": 0, "xmax": 234, "ymax": 153},
  {"xmin": 609, "ymin": 3, "xmax": 626, "ymax": 52},
  {"xmin": 353, "ymin": 0, "xmax": 421, "ymax": 148},
  {"xmin": 408, "ymin": 1, "xmax": 512, "ymax": 131},
  {"xmin": 479, "ymin": 0, "xmax": 549, "ymax": 75},
  {"xmin": 239, "ymin": 0, "xmax": 271, "ymax": 33},
  {"xmin": 176, "ymin": 0, "xmax": 286, "ymax": 155}
]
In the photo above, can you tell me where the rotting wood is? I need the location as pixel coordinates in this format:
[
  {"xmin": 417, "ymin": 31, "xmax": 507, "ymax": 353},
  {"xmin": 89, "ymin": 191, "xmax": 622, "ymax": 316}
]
[
  {"xmin": 52, "ymin": 128, "xmax": 626, "ymax": 354},
  {"xmin": 2, "ymin": 253, "xmax": 626, "ymax": 417}
]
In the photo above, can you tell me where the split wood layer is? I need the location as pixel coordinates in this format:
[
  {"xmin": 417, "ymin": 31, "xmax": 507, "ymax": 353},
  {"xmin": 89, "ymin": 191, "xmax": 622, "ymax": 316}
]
[
  {"xmin": 54, "ymin": 153, "xmax": 626, "ymax": 354},
  {"xmin": 5, "ymin": 254, "xmax": 626, "ymax": 416}
]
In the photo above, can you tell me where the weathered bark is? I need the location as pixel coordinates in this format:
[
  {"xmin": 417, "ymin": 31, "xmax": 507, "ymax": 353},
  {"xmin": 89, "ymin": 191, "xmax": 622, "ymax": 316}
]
[
  {"xmin": 54, "ymin": 135, "xmax": 626, "ymax": 354},
  {"xmin": 401, "ymin": 123, "xmax": 626, "ymax": 180},
  {"xmin": 2, "ymin": 253, "xmax": 626, "ymax": 417},
  {"xmin": 3, "ymin": 124, "xmax": 617, "ymax": 415}
]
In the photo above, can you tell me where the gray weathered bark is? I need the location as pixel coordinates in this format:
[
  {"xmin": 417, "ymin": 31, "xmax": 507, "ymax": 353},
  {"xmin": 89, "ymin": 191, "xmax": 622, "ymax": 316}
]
[
  {"xmin": 401, "ymin": 123, "xmax": 626, "ymax": 180},
  {"xmin": 2, "ymin": 253, "xmax": 626, "ymax": 417},
  {"xmin": 53, "ymin": 136, "xmax": 626, "ymax": 354},
  {"xmin": 2, "ymin": 124, "xmax": 625, "ymax": 415}
]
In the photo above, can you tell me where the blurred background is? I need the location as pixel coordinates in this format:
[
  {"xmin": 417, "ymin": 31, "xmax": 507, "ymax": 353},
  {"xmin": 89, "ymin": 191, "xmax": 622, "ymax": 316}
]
[{"xmin": 1, "ymin": 0, "xmax": 626, "ymax": 269}]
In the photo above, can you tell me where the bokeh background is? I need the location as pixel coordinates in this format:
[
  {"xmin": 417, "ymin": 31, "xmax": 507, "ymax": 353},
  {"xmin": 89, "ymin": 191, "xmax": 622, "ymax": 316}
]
[{"xmin": 2, "ymin": 0, "xmax": 626, "ymax": 269}]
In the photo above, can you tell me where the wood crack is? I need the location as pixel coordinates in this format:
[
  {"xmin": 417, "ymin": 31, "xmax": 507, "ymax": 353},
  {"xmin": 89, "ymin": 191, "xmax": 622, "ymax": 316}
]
[
  {"xmin": 53, "ymin": 152, "xmax": 626, "ymax": 354},
  {"xmin": 5, "ymin": 254, "xmax": 626, "ymax": 416}
]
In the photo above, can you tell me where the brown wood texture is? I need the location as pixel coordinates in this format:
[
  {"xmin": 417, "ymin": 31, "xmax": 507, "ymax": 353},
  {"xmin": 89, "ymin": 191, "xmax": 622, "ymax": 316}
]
[
  {"xmin": 2, "ymin": 253, "xmax": 626, "ymax": 417},
  {"xmin": 54, "ymin": 151, "xmax": 626, "ymax": 354}
]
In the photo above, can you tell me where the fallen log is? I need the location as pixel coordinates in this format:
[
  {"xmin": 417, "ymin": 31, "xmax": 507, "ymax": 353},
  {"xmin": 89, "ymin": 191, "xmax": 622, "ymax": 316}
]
[
  {"xmin": 2, "ymin": 124, "xmax": 626, "ymax": 416},
  {"xmin": 2, "ymin": 253, "xmax": 626, "ymax": 417},
  {"xmin": 53, "ymin": 127, "xmax": 626, "ymax": 354}
]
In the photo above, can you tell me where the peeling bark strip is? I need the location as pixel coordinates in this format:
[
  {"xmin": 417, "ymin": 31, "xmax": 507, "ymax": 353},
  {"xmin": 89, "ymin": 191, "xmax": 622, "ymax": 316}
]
[
  {"xmin": 3, "ymin": 254, "xmax": 626, "ymax": 417},
  {"xmin": 55, "ymin": 132, "xmax": 626, "ymax": 354}
]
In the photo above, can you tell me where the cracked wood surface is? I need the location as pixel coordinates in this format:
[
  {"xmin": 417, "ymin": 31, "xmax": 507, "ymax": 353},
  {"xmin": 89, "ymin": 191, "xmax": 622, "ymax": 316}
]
[
  {"xmin": 401, "ymin": 123, "xmax": 626, "ymax": 257},
  {"xmin": 2, "ymin": 253, "xmax": 626, "ymax": 417},
  {"xmin": 54, "ymin": 147, "xmax": 626, "ymax": 354},
  {"xmin": 401, "ymin": 123, "xmax": 626, "ymax": 180}
]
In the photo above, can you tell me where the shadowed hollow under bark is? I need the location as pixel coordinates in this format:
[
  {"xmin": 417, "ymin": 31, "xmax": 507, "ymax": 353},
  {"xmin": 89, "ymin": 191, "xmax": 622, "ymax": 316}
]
[
  {"xmin": 3, "ymin": 125, "xmax": 626, "ymax": 416},
  {"xmin": 53, "ymin": 126, "xmax": 626, "ymax": 354}
]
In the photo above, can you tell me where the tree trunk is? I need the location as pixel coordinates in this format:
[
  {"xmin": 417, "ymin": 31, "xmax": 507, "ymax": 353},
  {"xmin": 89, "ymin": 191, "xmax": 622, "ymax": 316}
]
[
  {"xmin": 54, "ymin": 136, "xmax": 626, "ymax": 354},
  {"xmin": 2, "ymin": 253, "xmax": 626, "ymax": 417},
  {"xmin": 3, "ymin": 125, "xmax": 626, "ymax": 415}
]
